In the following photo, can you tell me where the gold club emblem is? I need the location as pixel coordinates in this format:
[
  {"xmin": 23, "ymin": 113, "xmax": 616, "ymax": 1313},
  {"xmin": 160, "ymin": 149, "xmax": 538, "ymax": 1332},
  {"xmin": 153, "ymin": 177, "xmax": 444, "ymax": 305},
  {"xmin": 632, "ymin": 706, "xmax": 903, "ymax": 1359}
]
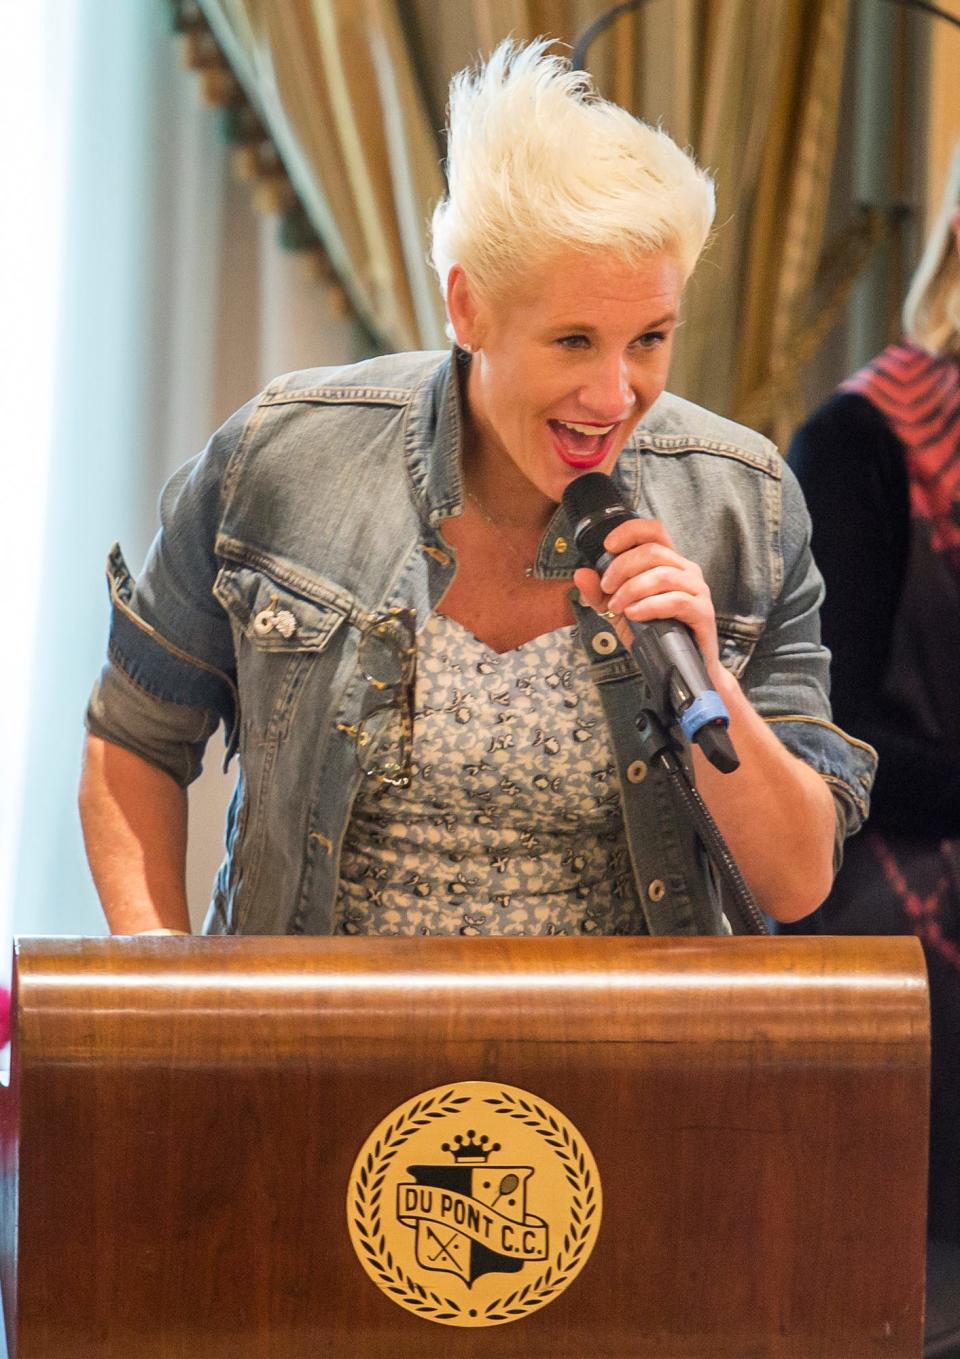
[{"xmin": 346, "ymin": 1081, "xmax": 602, "ymax": 1328}]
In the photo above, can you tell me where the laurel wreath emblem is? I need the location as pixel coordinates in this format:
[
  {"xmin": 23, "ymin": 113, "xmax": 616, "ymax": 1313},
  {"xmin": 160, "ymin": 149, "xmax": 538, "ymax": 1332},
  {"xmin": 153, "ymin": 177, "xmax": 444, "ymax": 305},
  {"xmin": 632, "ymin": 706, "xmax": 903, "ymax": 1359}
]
[{"xmin": 347, "ymin": 1085, "xmax": 600, "ymax": 1325}]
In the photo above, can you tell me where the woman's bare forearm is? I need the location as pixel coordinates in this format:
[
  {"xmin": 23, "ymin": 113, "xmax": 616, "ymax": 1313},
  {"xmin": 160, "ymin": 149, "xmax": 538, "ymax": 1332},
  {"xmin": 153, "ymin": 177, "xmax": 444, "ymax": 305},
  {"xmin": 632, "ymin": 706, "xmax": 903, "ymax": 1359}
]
[
  {"xmin": 79, "ymin": 734, "xmax": 192, "ymax": 934},
  {"xmin": 692, "ymin": 667, "xmax": 836, "ymax": 922}
]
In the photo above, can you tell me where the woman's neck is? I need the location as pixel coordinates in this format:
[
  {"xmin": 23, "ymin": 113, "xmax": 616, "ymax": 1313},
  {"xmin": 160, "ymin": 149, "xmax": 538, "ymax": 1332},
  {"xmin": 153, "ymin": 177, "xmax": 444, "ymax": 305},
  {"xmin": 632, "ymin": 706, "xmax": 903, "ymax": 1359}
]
[{"xmin": 461, "ymin": 443, "xmax": 555, "ymax": 536}]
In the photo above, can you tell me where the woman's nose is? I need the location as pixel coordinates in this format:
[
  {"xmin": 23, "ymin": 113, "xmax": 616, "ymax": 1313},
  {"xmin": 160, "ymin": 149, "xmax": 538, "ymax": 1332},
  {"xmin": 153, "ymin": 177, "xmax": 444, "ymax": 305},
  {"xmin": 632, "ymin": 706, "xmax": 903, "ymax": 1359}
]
[{"xmin": 579, "ymin": 356, "xmax": 634, "ymax": 419}]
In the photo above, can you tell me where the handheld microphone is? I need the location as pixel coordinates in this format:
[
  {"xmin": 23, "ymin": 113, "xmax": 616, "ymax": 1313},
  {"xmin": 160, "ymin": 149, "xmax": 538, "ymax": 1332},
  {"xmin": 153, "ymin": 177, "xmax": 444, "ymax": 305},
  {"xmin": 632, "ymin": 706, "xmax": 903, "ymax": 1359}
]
[{"xmin": 562, "ymin": 472, "xmax": 739, "ymax": 774}]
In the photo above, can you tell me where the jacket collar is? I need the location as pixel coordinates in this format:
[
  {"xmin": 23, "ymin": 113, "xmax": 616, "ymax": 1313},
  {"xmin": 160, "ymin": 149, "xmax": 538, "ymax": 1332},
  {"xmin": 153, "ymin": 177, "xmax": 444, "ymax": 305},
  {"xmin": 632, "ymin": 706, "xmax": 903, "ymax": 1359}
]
[{"xmin": 403, "ymin": 349, "xmax": 466, "ymax": 525}]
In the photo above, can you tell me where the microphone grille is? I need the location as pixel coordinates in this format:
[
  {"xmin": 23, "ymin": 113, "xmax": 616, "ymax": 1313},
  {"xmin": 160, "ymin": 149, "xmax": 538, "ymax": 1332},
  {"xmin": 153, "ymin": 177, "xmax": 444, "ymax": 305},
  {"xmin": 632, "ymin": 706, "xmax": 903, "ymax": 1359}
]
[
  {"xmin": 562, "ymin": 473, "xmax": 634, "ymax": 566},
  {"xmin": 561, "ymin": 472, "xmax": 621, "ymax": 524}
]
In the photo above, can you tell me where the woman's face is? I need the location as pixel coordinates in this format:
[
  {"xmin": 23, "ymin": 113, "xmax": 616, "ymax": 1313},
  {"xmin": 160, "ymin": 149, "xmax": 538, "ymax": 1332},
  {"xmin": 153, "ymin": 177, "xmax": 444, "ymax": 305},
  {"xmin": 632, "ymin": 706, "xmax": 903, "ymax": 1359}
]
[{"xmin": 450, "ymin": 248, "xmax": 685, "ymax": 507}]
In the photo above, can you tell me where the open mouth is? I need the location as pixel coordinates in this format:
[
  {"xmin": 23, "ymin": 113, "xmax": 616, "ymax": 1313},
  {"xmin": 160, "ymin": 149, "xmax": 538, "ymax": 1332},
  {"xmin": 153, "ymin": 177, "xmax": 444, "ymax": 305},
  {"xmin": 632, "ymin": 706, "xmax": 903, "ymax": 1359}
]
[{"xmin": 548, "ymin": 418, "xmax": 619, "ymax": 469}]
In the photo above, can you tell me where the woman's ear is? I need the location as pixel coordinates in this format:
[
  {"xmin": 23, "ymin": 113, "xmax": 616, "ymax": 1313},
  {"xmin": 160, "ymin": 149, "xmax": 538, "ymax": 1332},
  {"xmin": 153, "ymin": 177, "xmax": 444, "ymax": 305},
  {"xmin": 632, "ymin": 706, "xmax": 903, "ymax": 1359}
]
[{"xmin": 446, "ymin": 265, "xmax": 481, "ymax": 351}]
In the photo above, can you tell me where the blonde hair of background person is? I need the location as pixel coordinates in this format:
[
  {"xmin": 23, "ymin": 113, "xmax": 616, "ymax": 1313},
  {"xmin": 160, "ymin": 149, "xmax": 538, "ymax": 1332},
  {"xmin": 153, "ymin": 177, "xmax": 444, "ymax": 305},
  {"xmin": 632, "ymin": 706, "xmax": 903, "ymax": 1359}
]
[
  {"xmin": 430, "ymin": 40, "xmax": 715, "ymax": 326},
  {"xmin": 903, "ymin": 141, "xmax": 960, "ymax": 358}
]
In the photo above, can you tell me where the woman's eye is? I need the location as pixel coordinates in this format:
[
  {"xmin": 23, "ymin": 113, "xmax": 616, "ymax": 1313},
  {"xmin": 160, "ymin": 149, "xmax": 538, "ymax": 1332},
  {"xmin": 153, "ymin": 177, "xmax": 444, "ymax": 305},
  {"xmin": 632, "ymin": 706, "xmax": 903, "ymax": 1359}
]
[
  {"xmin": 557, "ymin": 334, "xmax": 590, "ymax": 349},
  {"xmin": 635, "ymin": 331, "xmax": 667, "ymax": 349}
]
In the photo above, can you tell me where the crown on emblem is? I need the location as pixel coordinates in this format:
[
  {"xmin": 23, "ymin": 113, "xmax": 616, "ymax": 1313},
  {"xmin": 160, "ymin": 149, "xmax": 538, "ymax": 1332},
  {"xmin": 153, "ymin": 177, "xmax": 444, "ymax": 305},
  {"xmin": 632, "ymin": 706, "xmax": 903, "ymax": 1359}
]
[{"xmin": 441, "ymin": 1130, "xmax": 501, "ymax": 1164}]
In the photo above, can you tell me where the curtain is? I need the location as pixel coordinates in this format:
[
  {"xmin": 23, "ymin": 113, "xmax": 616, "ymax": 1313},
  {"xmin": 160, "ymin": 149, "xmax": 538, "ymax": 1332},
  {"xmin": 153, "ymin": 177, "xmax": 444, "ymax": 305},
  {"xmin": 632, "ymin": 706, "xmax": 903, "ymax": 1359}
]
[
  {"xmin": 3, "ymin": 0, "xmax": 362, "ymax": 946},
  {"xmin": 729, "ymin": 0, "xmax": 850, "ymax": 442},
  {"xmin": 196, "ymin": 0, "xmax": 883, "ymax": 438},
  {"xmin": 200, "ymin": 0, "xmax": 449, "ymax": 351}
]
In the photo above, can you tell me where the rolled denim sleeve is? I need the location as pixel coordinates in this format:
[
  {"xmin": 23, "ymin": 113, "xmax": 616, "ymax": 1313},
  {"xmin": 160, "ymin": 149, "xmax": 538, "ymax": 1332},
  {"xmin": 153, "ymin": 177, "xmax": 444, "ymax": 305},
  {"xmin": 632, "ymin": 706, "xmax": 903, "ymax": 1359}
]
[
  {"xmin": 86, "ymin": 660, "xmax": 221, "ymax": 787},
  {"xmin": 84, "ymin": 397, "xmax": 258, "ymax": 781},
  {"xmin": 741, "ymin": 463, "xmax": 878, "ymax": 860}
]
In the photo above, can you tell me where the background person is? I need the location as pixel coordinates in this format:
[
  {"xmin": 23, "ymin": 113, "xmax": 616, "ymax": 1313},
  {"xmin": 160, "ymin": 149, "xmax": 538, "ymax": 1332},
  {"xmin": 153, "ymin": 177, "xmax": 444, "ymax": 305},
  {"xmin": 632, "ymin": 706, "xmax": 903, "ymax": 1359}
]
[
  {"xmin": 78, "ymin": 40, "xmax": 872, "ymax": 941},
  {"xmin": 788, "ymin": 146, "xmax": 960, "ymax": 1244}
]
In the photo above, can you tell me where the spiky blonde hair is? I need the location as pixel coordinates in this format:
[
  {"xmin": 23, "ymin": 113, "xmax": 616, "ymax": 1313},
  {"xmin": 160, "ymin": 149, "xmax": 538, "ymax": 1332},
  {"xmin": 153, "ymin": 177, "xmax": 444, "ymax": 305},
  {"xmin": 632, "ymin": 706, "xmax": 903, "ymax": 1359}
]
[{"xmin": 430, "ymin": 38, "xmax": 715, "ymax": 319}]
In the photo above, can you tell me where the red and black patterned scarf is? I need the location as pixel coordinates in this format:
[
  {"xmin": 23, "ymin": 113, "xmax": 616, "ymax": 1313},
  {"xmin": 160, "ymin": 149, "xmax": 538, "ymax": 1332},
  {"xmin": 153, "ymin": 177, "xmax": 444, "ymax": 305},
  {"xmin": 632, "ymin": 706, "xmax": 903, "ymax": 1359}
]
[{"xmin": 842, "ymin": 340, "xmax": 960, "ymax": 577}]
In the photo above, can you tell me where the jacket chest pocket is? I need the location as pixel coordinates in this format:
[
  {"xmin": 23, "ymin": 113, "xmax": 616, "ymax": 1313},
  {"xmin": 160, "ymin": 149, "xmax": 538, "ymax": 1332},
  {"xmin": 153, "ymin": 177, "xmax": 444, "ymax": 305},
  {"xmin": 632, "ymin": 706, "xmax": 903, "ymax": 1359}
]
[{"xmin": 214, "ymin": 564, "xmax": 353, "ymax": 741}]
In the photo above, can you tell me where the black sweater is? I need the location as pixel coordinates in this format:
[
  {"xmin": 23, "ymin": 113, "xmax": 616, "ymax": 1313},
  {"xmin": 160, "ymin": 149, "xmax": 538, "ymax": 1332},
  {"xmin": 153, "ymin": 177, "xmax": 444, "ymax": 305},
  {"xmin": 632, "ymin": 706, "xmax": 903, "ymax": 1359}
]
[{"xmin": 788, "ymin": 391, "xmax": 960, "ymax": 838}]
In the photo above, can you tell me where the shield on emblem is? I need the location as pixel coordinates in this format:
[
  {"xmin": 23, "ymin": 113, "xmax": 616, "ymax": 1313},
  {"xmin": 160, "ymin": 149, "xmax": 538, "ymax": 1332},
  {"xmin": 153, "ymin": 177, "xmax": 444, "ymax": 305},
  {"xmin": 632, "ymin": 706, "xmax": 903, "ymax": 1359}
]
[{"xmin": 404, "ymin": 1163, "xmax": 536, "ymax": 1286}]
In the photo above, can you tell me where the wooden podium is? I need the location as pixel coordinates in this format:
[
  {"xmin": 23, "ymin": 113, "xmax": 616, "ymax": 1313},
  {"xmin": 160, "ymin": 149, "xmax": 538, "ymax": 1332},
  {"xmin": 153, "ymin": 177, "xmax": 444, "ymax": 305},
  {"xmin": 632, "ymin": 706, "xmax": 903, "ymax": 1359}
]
[{"xmin": 0, "ymin": 935, "xmax": 929, "ymax": 1358}]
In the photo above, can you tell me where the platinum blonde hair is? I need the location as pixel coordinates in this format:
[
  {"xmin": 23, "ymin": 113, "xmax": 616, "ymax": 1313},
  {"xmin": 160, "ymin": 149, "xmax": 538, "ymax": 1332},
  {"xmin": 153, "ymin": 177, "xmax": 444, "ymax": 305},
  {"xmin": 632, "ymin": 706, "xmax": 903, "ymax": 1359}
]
[
  {"xmin": 902, "ymin": 142, "xmax": 960, "ymax": 358},
  {"xmin": 430, "ymin": 39, "xmax": 716, "ymax": 322}
]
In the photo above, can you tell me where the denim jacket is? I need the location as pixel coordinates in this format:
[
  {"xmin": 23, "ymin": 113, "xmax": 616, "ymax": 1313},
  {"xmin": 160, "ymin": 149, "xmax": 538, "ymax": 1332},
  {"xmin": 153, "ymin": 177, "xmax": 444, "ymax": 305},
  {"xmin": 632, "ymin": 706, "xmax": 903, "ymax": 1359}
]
[{"xmin": 87, "ymin": 349, "xmax": 877, "ymax": 935}]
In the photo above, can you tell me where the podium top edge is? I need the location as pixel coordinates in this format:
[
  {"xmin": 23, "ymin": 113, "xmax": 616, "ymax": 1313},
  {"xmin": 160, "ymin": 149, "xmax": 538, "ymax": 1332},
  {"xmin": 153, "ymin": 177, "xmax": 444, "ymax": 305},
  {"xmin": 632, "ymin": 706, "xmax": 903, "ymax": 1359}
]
[
  {"xmin": 6, "ymin": 936, "xmax": 929, "ymax": 1056},
  {"xmin": 10, "ymin": 932, "xmax": 928, "ymax": 984}
]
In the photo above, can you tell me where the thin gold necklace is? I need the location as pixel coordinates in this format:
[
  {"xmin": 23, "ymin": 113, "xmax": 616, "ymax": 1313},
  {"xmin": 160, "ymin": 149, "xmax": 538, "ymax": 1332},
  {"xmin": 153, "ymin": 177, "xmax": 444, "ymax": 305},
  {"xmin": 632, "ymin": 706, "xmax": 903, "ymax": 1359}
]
[{"xmin": 465, "ymin": 488, "xmax": 537, "ymax": 578}]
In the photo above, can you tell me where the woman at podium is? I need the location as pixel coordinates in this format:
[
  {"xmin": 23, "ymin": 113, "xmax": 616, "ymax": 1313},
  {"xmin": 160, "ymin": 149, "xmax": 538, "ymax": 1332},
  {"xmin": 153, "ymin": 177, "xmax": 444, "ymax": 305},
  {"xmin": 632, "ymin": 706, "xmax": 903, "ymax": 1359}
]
[{"xmin": 78, "ymin": 40, "xmax": 875, "ymax": 939}]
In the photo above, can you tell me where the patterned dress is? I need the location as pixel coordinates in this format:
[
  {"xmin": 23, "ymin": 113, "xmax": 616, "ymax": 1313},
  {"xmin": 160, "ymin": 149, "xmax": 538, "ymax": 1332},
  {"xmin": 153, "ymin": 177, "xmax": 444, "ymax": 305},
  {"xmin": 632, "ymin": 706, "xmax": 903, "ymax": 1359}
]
[{"xmin": 334, "ymin": 613, "xmax": 644, "ymax": 936}]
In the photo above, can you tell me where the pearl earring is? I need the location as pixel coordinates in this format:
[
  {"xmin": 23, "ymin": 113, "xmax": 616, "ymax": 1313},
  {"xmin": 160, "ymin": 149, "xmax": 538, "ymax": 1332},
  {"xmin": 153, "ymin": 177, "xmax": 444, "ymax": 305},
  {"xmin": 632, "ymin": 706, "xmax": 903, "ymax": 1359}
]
[{"xmin": 459, "ymin": 341, "xmax": 474, "ymax": 355}]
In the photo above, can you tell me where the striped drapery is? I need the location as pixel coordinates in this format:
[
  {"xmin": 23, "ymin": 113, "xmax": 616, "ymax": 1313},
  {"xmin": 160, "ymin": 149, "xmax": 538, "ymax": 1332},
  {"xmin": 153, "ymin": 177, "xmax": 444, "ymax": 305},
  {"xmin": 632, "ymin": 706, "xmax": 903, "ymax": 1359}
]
[{"xmin": 731, "ymin": 0, "xmax": 851, "ymax": 446}]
